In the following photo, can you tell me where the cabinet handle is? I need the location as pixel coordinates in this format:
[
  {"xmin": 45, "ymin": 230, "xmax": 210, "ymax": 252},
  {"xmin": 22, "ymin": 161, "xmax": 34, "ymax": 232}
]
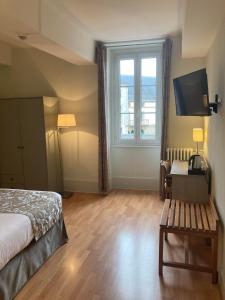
[{"xmin": 17, "ymin": 146, "xmax": 24, "ymax": 149}]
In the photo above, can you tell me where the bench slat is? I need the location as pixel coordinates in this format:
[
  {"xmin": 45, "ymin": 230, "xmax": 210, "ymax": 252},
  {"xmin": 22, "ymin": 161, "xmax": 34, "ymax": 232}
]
[
  {"xmin": 210, "ymin": 200, "xmax": 219, "ymax": 222},
  {"xmin": 195, "ymin": 203, "xmax": 203, "ymax": 230},
  {"xmin": 168, "ymin": 199, "xmax": 175, "ymax": 227},
  {"xmin": 185, "ymin": 203, "xmax": 190, "ymax": 229},
  {"xmin": 190, "ymin": 203, "xmax": 197, "ymax": 230},
  {"xmin": 174, "ymin": 200, "xmax": 180, "ymax": 228},
  {"xmin": 200, "ymin": 204, "xmax": 209, "ymax": 231},
  {"xmin": 180, "ymin": 201, "xmax": 185, "ymax": 229},
  {"xmin": 206, "ymin": 203, "xmax": 216, "ymax": 231},
  {"xmin": 160, "ymin": 199, "xmax": 171, "ymax": 227}
]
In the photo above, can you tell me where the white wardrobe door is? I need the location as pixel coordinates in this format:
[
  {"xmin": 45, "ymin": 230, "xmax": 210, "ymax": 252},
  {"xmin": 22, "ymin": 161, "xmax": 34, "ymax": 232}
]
[
  {"xmin": 0, "ymin": 100, "xmax": 24, "ymax": 187},
  {"xmin": 19, "ymin": 98, "xmax": 48, "ymax": 190}
]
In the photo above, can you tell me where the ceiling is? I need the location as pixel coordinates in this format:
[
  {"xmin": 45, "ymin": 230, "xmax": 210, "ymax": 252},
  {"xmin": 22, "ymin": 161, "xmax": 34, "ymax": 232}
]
[
  {"xmin": 0, "ymin": 0, "xmax": 225, "ymax": 64},
  {"xmin": 0, "ymin": 32, "xmax": 28, "ymax": 48},
  {"xmin": 182, "ymin": 0, "xmax": 225, "ymax": 57},
  {"xmin": 60, "ymin": 0, "xmax": 181, "ymax": 41}
]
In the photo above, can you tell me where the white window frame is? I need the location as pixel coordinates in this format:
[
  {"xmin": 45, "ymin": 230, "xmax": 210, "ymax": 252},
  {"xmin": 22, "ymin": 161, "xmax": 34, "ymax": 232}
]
[{"xmin": 108, "ymin": 44, "xmax": 163, "ymax": 147}]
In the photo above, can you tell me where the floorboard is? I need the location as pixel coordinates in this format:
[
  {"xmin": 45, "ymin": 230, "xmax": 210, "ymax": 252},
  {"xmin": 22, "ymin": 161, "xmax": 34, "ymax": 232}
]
[{"xmin": 15, "ymin": 190, "xmax": 221, "ymax": 300}]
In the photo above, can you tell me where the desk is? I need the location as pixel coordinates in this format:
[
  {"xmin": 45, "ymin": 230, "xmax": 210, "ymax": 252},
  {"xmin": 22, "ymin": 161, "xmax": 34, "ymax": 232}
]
[{"xmin": 171, "ymin": 160, "xmax": 209, "ymax": 203}]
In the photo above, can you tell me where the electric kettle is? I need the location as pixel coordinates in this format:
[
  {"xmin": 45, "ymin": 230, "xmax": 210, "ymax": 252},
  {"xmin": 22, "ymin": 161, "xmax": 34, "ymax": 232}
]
[{"xmin": 188, "ymin": 154, "xmax": 202, "ymax": 170}]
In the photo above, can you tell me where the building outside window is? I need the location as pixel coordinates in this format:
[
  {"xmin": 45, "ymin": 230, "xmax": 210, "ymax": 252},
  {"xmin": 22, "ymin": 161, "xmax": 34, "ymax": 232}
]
[{"xmin": 109, "ymin": 43, "xmax": 163, "ymax": 146}]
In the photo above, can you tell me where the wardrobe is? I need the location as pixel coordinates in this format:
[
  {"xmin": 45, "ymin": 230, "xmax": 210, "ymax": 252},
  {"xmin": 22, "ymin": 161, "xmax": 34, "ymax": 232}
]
[{"xmin": 0, "ymin": 97, "xmax": 61, "ymax": 192}]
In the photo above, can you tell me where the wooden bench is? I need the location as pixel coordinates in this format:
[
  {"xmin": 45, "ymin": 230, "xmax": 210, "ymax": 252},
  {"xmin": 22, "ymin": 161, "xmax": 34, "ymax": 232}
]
[{"xmin": 159, "ymin": 199, "xmax": 219, "ymax": 283}]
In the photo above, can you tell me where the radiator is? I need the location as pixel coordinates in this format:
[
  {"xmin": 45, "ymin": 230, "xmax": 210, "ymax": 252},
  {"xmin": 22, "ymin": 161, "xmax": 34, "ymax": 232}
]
[{"xmin": 166, "ymin": 148, "xmax": 193, "ymax": 163}]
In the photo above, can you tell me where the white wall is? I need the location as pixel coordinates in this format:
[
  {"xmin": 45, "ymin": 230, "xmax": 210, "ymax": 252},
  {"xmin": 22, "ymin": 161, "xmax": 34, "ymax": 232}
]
[
  {"xmin": 0, "ymin": 47, "xmax": 98, "ymax": 192},
  {"xmin": 111, "ymin": 146, "xmax": 160, "ymax": 191},
  {"xmin": 204, "ymin": 20, "xmax": 225, "ymax": 297},
  {"xmin": 168, "ymin": 35, "xmax": 206, "ymax": 149}
]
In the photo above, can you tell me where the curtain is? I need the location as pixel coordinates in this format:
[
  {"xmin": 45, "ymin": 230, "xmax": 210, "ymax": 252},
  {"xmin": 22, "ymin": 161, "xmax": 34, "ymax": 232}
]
[
  {"xmin": 95, "ymin": 42, "xmax": 109, "ymax": 194},
  {"xmin": 160, "ymin": 38, "xmax": 172, "ymax": 199}
]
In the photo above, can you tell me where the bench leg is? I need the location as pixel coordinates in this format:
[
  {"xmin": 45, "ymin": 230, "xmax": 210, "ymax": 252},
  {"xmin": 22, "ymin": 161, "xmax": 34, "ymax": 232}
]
[
  {"xmin": 159, "ymin": 228, "xmax": 164, "ymax": 276},
  {"xmin": 212, "ymin": 235, "xmax": 218, "ymax": 284},
  {"xmin": 165, "ymin": 232, "xmax": 168, "ymax": 241}
]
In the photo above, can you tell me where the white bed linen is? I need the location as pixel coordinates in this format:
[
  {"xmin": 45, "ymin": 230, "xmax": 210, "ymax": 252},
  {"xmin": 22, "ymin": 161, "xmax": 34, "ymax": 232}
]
[{"xmin": 0, "ymin": 213, "xmax": 34, "ymax": 270}]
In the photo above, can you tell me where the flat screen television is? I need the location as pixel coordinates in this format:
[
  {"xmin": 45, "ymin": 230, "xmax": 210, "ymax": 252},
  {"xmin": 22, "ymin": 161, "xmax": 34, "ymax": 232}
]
[{"xmin": 173, "ymin": 68, "xmax": 210, "ymax": 116}]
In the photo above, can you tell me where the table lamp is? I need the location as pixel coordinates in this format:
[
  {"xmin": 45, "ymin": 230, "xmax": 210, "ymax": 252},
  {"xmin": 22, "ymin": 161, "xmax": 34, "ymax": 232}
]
[
  {"xmin": 193, "ymin": 128, "xmax": 203, "ymax": 154},
  {"xmin": 57, "ymin": 114, "xmax": 76, "ymax": 198}
]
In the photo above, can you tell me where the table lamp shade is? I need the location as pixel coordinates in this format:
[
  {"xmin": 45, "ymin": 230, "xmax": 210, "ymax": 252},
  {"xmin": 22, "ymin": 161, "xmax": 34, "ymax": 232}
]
[
  {"xmin": 193, "ymin": 128, "xmax": 203, "ymax": 142},
  {"xmin": 57, "ymin": 114, "xmax": 76, "ymax": 128}
]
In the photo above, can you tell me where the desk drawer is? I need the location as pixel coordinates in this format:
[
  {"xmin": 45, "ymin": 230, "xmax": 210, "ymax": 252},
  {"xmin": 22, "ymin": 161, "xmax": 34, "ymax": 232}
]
[{"xmin": 172, "ymin": 175, "xmax": 209, "ymax": 203}]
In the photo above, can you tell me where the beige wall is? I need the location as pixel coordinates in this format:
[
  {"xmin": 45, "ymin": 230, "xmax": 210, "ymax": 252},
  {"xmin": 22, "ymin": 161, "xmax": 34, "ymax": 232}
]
[
  {"xmin": 0, "ymin": 48, "xmax": 98, "ymax": 192},
  {"xmin": 0, "ymin": 36, "xmax": 208, "ymax": 194},
  {"xmin": 0, "ymin": 42, "xmax": 12, "ymax": 66},
  {"xmin": 168, "ymin": 35, "xmax": 206, "ymax": 149},
  {"xmin": 110, "ymin": 36, "xmax": 206, "ymax": 191},
  {"xmin": 204, "ymin": 20, "xmax": 225, "ymax": 296}
]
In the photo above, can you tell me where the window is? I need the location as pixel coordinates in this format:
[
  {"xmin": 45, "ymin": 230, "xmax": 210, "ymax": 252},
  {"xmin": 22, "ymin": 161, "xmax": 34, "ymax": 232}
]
[{"xmin": 109, "ymin": 44, "xmax": 162, "ymax": 146}]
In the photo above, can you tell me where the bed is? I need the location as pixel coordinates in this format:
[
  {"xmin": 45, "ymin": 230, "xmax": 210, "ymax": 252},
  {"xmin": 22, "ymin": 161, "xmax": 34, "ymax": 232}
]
[{"xmin": 0, "ymin": 189, "xmax": 68, "ymax": 300}]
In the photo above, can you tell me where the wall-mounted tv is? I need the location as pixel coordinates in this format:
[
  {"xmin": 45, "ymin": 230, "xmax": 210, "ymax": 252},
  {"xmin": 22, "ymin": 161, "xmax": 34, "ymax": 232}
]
[{"xmin": 173, "ymin": 68, "xmax": 210, "ymax": 116}]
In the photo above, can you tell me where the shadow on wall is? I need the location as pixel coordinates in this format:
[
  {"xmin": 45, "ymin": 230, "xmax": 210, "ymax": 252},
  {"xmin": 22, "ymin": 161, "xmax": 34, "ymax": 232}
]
[
  {"xmin": 57, "ymin": 95, "xmax": 99, "ymax": 192},
  {"xmin": 59, "ymin": 95, "xmax": 98, "ymax": 136},
  {"xmin": 0, "ymin": 47, "xmax": 99, "ymax": 192},
  {"xmin": 0, "ymin": 49, "xmax": 57, "ymax": 98},
  {"xmin": 26, "ymin": 48, "xmax": 97, "ymax": 101}
]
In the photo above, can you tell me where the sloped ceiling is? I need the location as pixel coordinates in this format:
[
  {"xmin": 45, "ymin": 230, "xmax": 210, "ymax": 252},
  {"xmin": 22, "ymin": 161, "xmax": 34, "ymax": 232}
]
[
  {"xmin": 60, "ymin": 0, "xmax": 180, "ymax": 41},
  {"xmin": 0, "ymin": 0, "xmax": 224, "ymax": 64},
  {"xmin": 182, "ymin": 0, "xmax": 225, "ymax": 58}
]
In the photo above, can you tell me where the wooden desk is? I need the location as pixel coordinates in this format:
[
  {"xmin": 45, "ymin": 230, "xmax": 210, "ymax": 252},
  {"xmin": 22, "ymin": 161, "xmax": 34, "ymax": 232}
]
[{"xmin": 171, "ymin": 160, "xmax": 209, "ymax": 203}]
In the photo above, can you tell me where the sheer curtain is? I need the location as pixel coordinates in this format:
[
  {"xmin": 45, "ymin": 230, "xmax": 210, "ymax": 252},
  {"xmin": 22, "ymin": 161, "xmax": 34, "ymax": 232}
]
[
  {"xmin": 95, "ymin": 42, "xmax": 110, "ymax": 194},
  {"xmin": 160, "ymin": 38, "xmax": 172, "ymax": 199}
]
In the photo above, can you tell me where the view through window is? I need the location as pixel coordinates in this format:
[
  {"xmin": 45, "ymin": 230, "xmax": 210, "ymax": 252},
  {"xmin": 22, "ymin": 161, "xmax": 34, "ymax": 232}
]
[{"xmin": 109, "ymin": 45, "xmax": 162, "ymax": 146}]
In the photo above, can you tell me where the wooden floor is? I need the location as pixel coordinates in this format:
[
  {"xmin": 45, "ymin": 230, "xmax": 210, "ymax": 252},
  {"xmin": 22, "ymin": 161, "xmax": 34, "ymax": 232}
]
[{"xmin": 16, "ymin": 190, "xmax": 221, "ymax": 300}]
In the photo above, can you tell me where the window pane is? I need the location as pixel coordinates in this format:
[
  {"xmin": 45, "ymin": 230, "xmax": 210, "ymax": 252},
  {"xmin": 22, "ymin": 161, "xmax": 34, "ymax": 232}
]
[
  {"xmin": 141, "ymin": 58, "xmax": 156, "ymax": 84},
  {"xmin": 120, "ymin": 59, "xmax": 135, "ymax": 136},
  {"xmin": 120, "ymin": 86, "xmax": 134, "ymax": 113},
  {"xmin": 141, "ymin": 85, "xmax": 156, "ymax": 102},
  {"xmin": 141, "ymin": 102, "xmax": 156, "ymax": 113},
  {"xmin": 141, "ymin": 58, "xmax": 157, "ymax": 140},
  {"xmin": 120, "ymin": 60, "xmax": 134, "ymax": 86},
  {"xmin": 141, "ymin": 113, "xmax": 156, "ymax": 139},
  {"xmin": 120, "ymin": 113, "xmax": 134, "ymax": 139}
]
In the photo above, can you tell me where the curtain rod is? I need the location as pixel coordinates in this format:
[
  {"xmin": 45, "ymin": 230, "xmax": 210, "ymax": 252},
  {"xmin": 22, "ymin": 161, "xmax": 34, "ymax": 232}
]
[{"xmin": 103, "ymin": 38, "xmax": 166, "ymax": 48}]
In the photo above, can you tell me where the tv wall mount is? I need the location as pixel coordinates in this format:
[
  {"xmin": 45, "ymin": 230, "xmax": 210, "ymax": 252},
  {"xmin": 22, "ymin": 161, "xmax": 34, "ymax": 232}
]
[{"xmin": 209, "ymin": 94, "xmax": 221, "ymax": 114}]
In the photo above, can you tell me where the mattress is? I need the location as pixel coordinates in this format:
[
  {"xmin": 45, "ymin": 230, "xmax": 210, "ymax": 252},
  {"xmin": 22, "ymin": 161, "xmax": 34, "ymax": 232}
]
[{"xmin": 0, "ymin": 213, "xmax": 34, "ymax": 270}]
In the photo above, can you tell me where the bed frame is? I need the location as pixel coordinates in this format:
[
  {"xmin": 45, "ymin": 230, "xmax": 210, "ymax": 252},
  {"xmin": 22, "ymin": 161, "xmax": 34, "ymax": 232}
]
[{"xmin": 0, "ymin": 216, "xmax": 68, "ymax": 300}]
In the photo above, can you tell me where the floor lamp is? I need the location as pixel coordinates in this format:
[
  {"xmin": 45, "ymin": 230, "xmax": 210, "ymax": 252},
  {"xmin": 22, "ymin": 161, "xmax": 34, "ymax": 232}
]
[{"xmin": 57, "ymin": 114, "xmax": 76, "ymax": 198}]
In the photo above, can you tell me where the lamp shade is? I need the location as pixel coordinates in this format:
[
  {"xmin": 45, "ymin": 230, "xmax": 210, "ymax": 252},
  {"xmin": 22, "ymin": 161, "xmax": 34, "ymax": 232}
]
[
  {"xmin": 57, "ymin": 114, "xmax": 76, "ymax": 128},
  {"xmin": 193, "ymin": 128, "xmax": 203, "ymax": 142}
]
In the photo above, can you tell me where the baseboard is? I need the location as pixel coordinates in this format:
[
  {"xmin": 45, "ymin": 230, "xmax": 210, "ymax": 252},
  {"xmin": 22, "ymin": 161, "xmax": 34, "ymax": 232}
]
[
  {"xmin": 112, "ymin": 176, "xmax": 159, "ymax": 191},
  {"xmin": 64, "ymin": 178, "xmax": 98, "ymax": 193},
  {"xmin": 219, "ymin": 270, "xmax": 225, "ymax": 300},
  {"xmin": 64, "ymin": 176, "xmax": 159, "ymax": 193}
]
